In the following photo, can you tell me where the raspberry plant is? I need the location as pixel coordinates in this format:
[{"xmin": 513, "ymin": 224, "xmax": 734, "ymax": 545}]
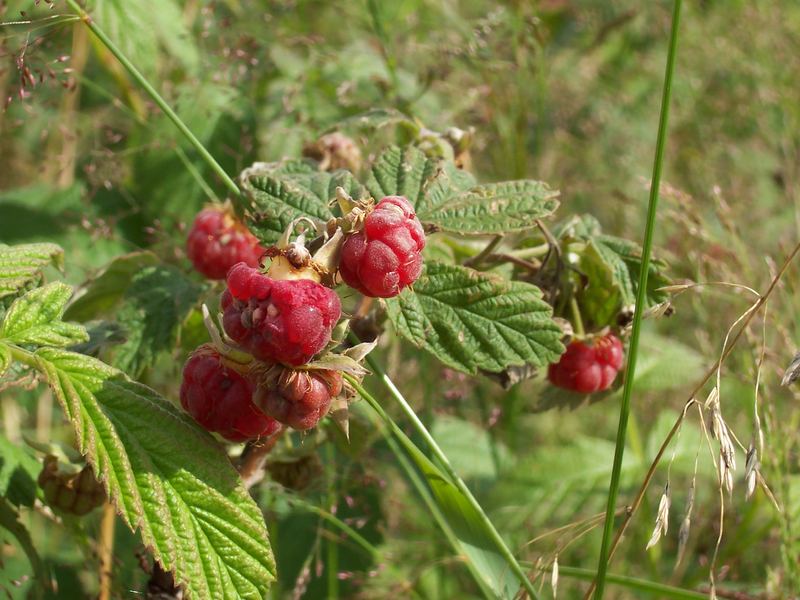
[{"xmin": 0, "ymin": 2, "xmax": 733, "ymax": 600}]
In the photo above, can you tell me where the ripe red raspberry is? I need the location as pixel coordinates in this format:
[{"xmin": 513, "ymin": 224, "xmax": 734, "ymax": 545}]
[
  {"xmin": 339, "ymin": 195, "xmax": 426, "ymax": 298},
  {"xmin": 221, "ymin": 263, "xmax": 341, "ymax": 366},
  {"xmin": 256, "ymin": 368, "xmax": 343, "ymax": 430},
  {"xmin": 187, "ymin": 207, "xmax": 265, "ymax": 280},
  {"xmin": 180, "ymin": 347, "xmax": 280, "ymax": 442},
  {"xmin": 547, "ymin": 334, "xmax": 624, "ymax": 394}
]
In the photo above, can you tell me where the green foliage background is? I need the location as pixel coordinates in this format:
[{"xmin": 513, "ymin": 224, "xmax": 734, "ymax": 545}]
[{"xmin": 1, "ymin": 0, "xmax": 800, "ymax": 598}]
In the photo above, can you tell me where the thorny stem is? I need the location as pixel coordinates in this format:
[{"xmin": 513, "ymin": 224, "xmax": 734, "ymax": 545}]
[
  {"xmin": 63, "ymin": 0, "xmax": 241, "ymax": 198},
  {"xmin": 346, "ymin": 370, "xmax": 541, "ymax": 600},
  {"xmin": 592, "ymin": 0, "xmax": 683, "ymax": 597},
  {"xmin": 583, "ymin": 239, "xmax": 800, "ymax": 598}
]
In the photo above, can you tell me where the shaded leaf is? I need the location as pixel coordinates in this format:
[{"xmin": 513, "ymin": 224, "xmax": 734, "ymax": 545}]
[
  {"xmin": 0, "ymin": 497, "xmax": 50, "ymax": 598},
  {"xmin": 385, "ymin": 261, "xmax": 563, "ymax": 374},
  {"xmin": 0, "ymin": 433, "xmax": 40, "ymax": 508},
  {"xmin": 112, "ymin": 266, "xmax": 202, "ymax": 376},
  {"xmin": 34, "ymin": 347, "xmax": 275, "ymax": 599},
  {"xmin": 65, "ymin": 252, "xmax": 160, "ymax": 322}
]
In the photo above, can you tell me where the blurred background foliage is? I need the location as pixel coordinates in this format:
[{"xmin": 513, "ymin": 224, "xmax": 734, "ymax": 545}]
[{"xmin": 2, "ymin": 0, "xmax": 800, "ymax": 598}]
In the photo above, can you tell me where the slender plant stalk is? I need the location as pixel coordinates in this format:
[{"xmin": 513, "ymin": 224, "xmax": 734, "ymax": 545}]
[
  {"xmin": 584, "ymin": 239, "xmax": 800, "ymax": 598},
  {"xmin": 347, "ymin": 370, "xmax": 539, "ymax": 599},
  {"xmin": 358, "ymin": 404, "xmax": 498, "ymax": 600},
  {"xmin": 63, "ymin": 0, "xmax": 240, "ymax": 198},
  {"xmin": 544, "ymin": 565, "xmax": 706, "ymax": 600},
  {"xmin": 98, "ymin": 502, "xmax": 116, "ymax": 600},
  {"xmin": 593, "ymin": 1, "xmax": 684, "ymax": 598}
]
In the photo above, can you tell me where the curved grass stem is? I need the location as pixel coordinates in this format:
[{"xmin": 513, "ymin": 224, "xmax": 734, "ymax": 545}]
[
  {"xmin": 592, "ymin": 1, "xmax": 684, "ymax": 598},
  {"xmin": 63, "ymin": 0, "xmax": 241, "ymax": 198},
  {"xmin": 348, "ymin": 365, "xmax": 540, "ymax": 599}
]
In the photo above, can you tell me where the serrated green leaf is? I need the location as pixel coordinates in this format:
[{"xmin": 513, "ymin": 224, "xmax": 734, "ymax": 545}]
[
  {"xmin": 0, "ymin": 283, "xmax": 88, "ymax": 348},
  {"xmin": 365, "ymin": 145, "xmax": 441, "ymax": 206},
  {"xmin": 417, "ymin": 180, "xmax": 559, "ymax": 234},
  {"xmin": 0, "ymin": 243, "xmax": 63, "ymax": 299},
  {"xmin": 238, "ymin": 161, "xmax": 367, "ymax": 244},
  {"xmin": 579, "ymin": 236, "xmax": 670, "ymax": 327},
  {"xmin": 65, "ymin": 251, "xmax": 160, "ymax": 322},
  {"xmin": 33, "ymin": 347, "xmax": 275, "ymax": 599},
  {"xmin": 0, "ymin": 432, "xmax": 40, "ymax": 508},
  {"xmin": 579, "ymin": 240, "xmax": 630, "ymax": 327},
  {"xmin": 385, "ymin": 261, "xmax": 563, "ymax": 374},
  {"xmin": 366, "ymin": 146, "xmax": 557, "ymax": 234},
  {"xmin": 112, "ymin": 266, "xmax": 202, "ymax": 376}
]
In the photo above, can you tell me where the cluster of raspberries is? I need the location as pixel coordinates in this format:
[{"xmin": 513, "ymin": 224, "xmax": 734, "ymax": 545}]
[{"xmin": 180, "ymin": 197, "xmax": 426, "ymax": 440}]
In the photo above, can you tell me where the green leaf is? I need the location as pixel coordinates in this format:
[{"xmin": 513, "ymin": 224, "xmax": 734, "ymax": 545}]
[
  {"xmin": 0, "ymin": 243, "xmax": 64, "ymax": 299},
  {"xmin": 64, "ymin": 251, "xmax": 160, "ymax": 322},
  {"xmin": 0, "ymin": 497, "xmax": 50, "ymax": 598},
  {"xmin": 417, "ymin": 180, "xmax": 559, "ymax": 234},
  {"xmin": 0, "ymin": 344, "xmax": 9, "ymax": 376},
  {"xmin": 112, "ymin": 266, "xmax": 203, "ymax": 376},
  {"xmin": 385, "ymin": 261, "xmax": 563, "ymax": 374},
  {"xmin": 0, "ymin": 433, "xmax": 40, "ymax": 508},
  {"xmin": 238, "ymin": 161, "xmax": 367, "ymax": 244},
  {"xmin": 596, "ymin": 234, "xmax": 670, "ymax": 306},
  {"xmin": 89, "ymin": 0, "xmax": 197, "ymax": 77},
  {"xmin": 365, "ymin": 145, "xmax": 442, "ymax": 206},
  {"xmin": 382, "ymin": 416, "xmax": 519, "ymax": 599},
  {"xmin": 0, "ymin": 283, "xmax": 88, "ymax": 348},
  {"xmin": 579, "ymin": 236, "xmax": 670, "ymax": 327},
  {"xmin": 365, "ymin": 146, "xmax": 556, "ymax": 234},
  {"xmin": 431, "ymin": 416, "xmax": 509, "ymax": 480},
  {"xmin": 33, "ymin": 347, "xmax": 275, "ymax": 599},
  {"xmin": 633, "ymin": 331, "xmax": 704, "ymax": 392},
  {"xmin": 579, "ymin": 240, "xmax": 630, "ymax": 327}
]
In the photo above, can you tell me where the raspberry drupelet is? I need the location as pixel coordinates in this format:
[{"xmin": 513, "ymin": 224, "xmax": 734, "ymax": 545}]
[
  {"xmin": 221, "ymin": 263, "xmax": 341, "ymax": 366},
  {"xmin": 256, "ymin": 368, "xmax": 342, "ymax": 431},
  {"xmin": 180, "ymin": 346, "xmax": 280, "ymax": 442},
  {"xmin": 186, "ymin": 206, "xmax": 265, "ymax": 280},
  {"xmin": 339, "ymin": 195, "xmax": 426, "ymax": 298},
  {"xmin": 547, "ymin": 333, "xmax": 624, "ymax": 393}
]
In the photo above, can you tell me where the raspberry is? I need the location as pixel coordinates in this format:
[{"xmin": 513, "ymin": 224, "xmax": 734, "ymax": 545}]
[
  {"xmin": 255, "ymin": 368, "xmax": 342, "ymax": 430},
  {"xmin": 186, "ymin": 207, "xmax": 265, "ymax": 280},
  {"xmin": 547, "ymin": 334, "xmax": 624, "ymax": 394},
  {"xmin": 339, "ymin": 196, "xmax": 426, "ymax": 298},
  {"xmin": 180, "ymin": 347, "xmax": 280, "ymax": 442},
  {"xmin": 38, "ymin": 456, "xmax": 105, "ymax": 516},
  {"xmin": 221, "ymin": 263, "xmax": 341, "ymax": 366}
]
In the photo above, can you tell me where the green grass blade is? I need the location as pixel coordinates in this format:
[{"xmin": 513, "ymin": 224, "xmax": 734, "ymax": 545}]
[
  {"xmin": 551, "ymin": 565, "xmax": 707, "ymax": 599},
  {"xmin": 63, "ymin": 0, "xmax": 240, "ymax": 198},
  {"xmin": 348, "ymin": 371, "xmax": 539, "ymax": 599},
  {"xmin": 592, "ymin": 1, "xmax": 684, "ymax": 598}
]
